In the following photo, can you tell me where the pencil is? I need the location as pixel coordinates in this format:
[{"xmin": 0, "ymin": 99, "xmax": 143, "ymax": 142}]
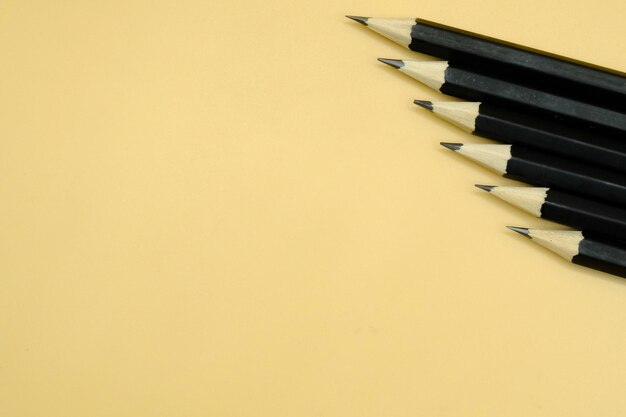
[
  {"xmin": 378, "ymin": 59, "xmax": 626, "ymax": 135},
  {"xmin": 476, "ymin": 185, "xmax": 626, "ymax": 240},
  {"xmin": 413, "ymin": 100, "xmax": 626, "ymax": 173},
  {"xmin": 507, "ymin": 227, "xmax": 626, "ymax": 279},
  {"xmin": 441, "ymin": 143, "xmax": 626, "ymax": 207},
  {"xmin": 347, "ymin": 16, "xmax": 626, "ymax": 111}
]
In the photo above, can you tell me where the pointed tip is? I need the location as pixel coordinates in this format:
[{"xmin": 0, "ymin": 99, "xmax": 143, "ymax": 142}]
[
  {"xmin": 440, "ymin": 142, "xmax": 463, "ymax": 151},
  {"xmin": 475, "ymin": 184, "xmax": 495, "ymax": 192},
  {"xmin": 345, "ymin": 15, "xmax": 369, "ymax": 25},
  {"xmin": 377, "ymin": 58, "xmax": 404, "ymax": 69},
  {"xmin": 413, "ymin": 100, "xmax": 433, "ymax": 111},
  {"xmin": 507, "ymin": 226, "xmax": 531, "ymax": 237}
]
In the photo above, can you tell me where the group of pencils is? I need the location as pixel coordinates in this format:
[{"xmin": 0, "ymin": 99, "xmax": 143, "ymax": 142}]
[{"xmin": 348, "ymin": 15, "xmax": 626, "ymax": 280}]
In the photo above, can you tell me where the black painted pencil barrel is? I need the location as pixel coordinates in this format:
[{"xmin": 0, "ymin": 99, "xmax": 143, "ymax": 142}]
[
  {"xmin": 575, "ymin": 235, "xmax": 626, "ymax": 278},
  {"xmin": 541, "ymin": 189, "xmax": 626, "ymax": 240},
  {"xmin": 440, "ymin": 65, "xmax": 626, "ymax": 135},
  {"xmin": 408, "ymin": 18, "xmax": 626, "ymax": 112},
  {"xmin": 505, "ymin": 146, "xmax": 626, "ymax": 207},
  {"xmin": 473, "ymin": 104, "xmax": 626, "ymax": 173}
]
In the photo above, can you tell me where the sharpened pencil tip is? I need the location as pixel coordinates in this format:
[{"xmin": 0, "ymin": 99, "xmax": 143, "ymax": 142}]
[
  {"xmin": 345, "ymin": 15, "xmax": 369, "ymax": 25},
  {"xmin": 377, "ymin": 58, "xmax": 404, "ymax": 69},
  {"xmin": 475, "ymin": 184, "xmax": 495, "ymax": 192},
  {"xmin": 507, "ymin": 226, "xmax": 531, "ymax": 237},
  {"xmin": 413, "ymin": 100, "xmax": 434, "ymax": 110},
  {"xmin": 440, "ymin": 142, "xmax": 463, "ymax": 151}
]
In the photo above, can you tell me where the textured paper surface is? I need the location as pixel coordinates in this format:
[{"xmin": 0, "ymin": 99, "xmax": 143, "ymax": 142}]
[{"xmin": 2, "ymin": 1, "xmax": 626, "ymax": 416}]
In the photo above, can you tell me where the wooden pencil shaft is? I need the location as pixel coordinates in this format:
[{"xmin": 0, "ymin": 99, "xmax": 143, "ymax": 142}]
[
  {"xmin": 574, "ymin": 238, "xmax": 626, "ymax": 278},
  {"xmin": 407, "ymin": 18, "xmax": 626, "ymax": 111},
  {"xmin": 505, "ymin": 147, "xmax": 626, "ymax": 207},
  {"xmin": 474, "ymin": 104, "xmax": 626, "ymax": 173},
  {"xmin": 486, "ymin": 186, "xmax": 626, "ymax": 240},
  {"xmin": 541, "ymin": 189, "xmax": 626, "ymax": 240},
  {"xmin": 440, "ymin": 66, "xmax": 626, "ymax": 135},
  {"xmin": 510, "ymin": 228, "xmax": 626, "ymax": 279}
]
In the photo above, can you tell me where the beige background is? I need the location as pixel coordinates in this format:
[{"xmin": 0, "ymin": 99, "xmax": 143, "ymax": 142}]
[{"xmin": 2, "ymin": 0, "xmax": 626, "ymax": 416}]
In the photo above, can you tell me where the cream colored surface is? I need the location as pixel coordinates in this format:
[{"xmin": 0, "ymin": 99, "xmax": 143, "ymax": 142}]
[
  {"xmin": 3, "ymin": 1, "xmax": 626, "ymax": 416},
  {"xmin": 399, "ymin": 60, "xmax": 449, "ymax": 91},
  {"xmin": 366, "ymin": 18, "xmax": 415, "ymax": 47},
  {"xmin": 491, "ymin": 186, "xmax": 549, "ymax": 217},
  {"xmin": 456, "ymin": 144, "xmax": 512, "ymax": 174},
  {"xmin": 431, "ymin": 101, "xmax": 481, "ymax": 132},
  {"xmin": 528, "ymin": 230, "xmax": 584, "ymax": 261}
]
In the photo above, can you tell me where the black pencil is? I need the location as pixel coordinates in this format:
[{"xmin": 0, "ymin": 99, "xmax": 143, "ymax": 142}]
[
  {"xmin": 413, "ymin": 100, "xmax": 626, "ymax": 173},
  {"xmin": 476, "ymin": 185, "xmax": 626, "ymax": 241},
  {"xmin": 440, "ymin": 143, "xmax": 626, "ymax": 207},
  {"xmin": 507, "ymin": 227, "xmax": 626, "ymax": 279},
  {"xmin": 378, "ymin": 59, "xmax": 626, "ymax": 135},
  {"xmin": 347, "ymin": 16, "xmax": 626, "ymax": 111}
]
